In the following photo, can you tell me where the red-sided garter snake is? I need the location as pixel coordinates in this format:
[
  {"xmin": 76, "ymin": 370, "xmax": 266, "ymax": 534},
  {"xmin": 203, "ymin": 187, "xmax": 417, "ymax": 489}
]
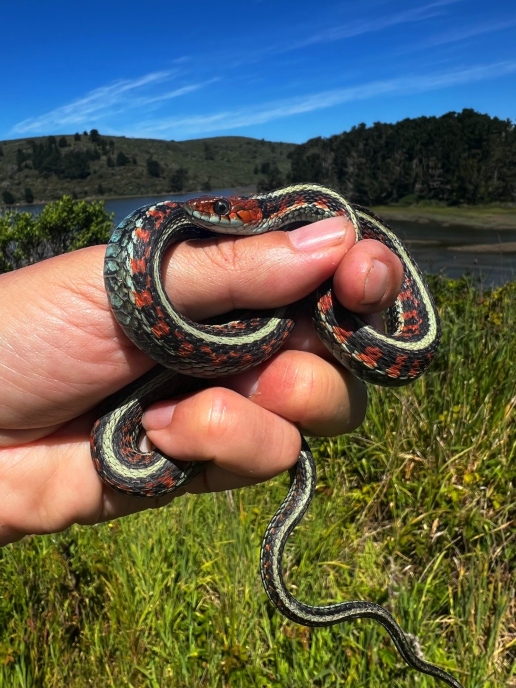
[{"xmin": 91, "ymin": 184, "xmax": 462, "ymax": 687}]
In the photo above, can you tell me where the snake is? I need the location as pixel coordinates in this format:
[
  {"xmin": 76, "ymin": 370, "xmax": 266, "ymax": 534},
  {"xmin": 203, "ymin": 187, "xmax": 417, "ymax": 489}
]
[{"xmin": 91, "ymin": 184, "xmax": 463, "ymax": 687}]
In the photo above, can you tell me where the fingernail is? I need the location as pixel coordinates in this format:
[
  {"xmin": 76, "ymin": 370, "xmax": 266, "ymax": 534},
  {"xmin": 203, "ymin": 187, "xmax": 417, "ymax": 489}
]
[
  {"xmin": 289, "ymin": 216, "xmax": 348, "ymax": 252},
  {"xmin": 363, "ymin": 259, "xmax": 390, "ymax": 304},
  {"xmin": 142, "ymin": 402, "xmax": 177, "ymax": 431}
]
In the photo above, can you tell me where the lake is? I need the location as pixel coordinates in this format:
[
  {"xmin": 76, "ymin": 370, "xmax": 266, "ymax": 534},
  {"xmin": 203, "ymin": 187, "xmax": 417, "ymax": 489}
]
[{"xmin": 12, "ymin": 192, "xmax": 516, "ymax": 287}]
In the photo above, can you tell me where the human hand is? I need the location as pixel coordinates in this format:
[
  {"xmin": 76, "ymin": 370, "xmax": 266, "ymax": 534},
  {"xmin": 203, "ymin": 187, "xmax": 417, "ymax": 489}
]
[{"xmin": 0, "ymin": 214, "xmax": 402, "ymax": 545}]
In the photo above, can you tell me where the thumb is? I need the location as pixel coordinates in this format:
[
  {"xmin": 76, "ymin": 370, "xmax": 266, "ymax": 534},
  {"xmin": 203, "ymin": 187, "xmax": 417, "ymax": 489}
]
[{"xmin": 162, "ymin": 216, "xmax": 356, "ymax": 321}]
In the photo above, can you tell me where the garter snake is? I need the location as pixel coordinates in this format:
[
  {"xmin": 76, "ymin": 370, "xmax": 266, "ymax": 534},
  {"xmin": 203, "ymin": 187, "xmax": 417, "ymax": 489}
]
[{"xmin": 91, "ymin": 184, "xmax": 462, "ymax": 687}]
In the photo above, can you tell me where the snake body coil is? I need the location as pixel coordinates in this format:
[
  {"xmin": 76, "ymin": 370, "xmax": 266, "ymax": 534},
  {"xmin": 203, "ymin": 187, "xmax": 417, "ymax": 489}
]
[{"xmin": 91, "ymin": 184, "xmax": 462, "ymax": 687}]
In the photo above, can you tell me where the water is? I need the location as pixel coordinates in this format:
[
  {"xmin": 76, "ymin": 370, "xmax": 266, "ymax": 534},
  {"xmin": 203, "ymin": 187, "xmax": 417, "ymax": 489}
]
[
  {"xmin": 11, "ymin": 194, "xmax": 516, "ymax": 287},
  {"xmin": 390, "ymin": 220, "xmax": 516, "ymax": 287}
]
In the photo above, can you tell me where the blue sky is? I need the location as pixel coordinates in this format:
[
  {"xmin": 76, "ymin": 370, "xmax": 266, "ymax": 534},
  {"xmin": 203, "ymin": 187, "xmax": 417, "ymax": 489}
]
[{"xmin": 2, "ymin": 0, "xmax": 515, "ymax": 143}]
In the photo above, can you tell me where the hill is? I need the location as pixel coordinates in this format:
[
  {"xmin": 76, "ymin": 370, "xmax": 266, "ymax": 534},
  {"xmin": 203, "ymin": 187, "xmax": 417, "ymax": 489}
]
[{"xmin": 0, "ymin": 132, "xmax": 296, "ymax": 204}]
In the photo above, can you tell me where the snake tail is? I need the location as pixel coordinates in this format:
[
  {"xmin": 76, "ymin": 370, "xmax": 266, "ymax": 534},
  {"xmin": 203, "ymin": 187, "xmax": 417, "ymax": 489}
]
[{"xmin": 260, "ymin": 439, "xmax": 464, "ymax": 688}]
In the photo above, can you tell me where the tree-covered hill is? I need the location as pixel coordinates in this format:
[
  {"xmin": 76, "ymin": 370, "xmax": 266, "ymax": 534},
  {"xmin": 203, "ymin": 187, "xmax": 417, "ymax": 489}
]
[
  {"xmin": 1, "ymin": 109, "xmax": 515, "ymax": 206},
  {"xmin": 290, "ymin": 109, "xmax": 516, "ymax": 206}
]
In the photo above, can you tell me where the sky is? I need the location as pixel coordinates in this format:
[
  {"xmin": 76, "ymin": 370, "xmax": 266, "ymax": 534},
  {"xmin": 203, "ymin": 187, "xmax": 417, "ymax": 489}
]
[{"xmin": 1, "ymin": 0, "xmax": 515, "ymax": 144}]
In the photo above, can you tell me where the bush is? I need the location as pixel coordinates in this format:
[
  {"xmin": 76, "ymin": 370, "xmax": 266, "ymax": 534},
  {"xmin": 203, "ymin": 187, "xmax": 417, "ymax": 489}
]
[{"xmin": 0, "ymin": 196, "xmax": 113, "ymax": 272}]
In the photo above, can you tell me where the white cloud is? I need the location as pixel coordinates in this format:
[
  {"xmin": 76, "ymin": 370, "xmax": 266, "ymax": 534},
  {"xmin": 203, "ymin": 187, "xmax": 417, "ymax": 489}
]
[
  {"xmin": 124, "ymin": 60, "xmax": 516, "ymax": 139},
  {"xmin": 10, "ymin": 71, "xmax": 211, "ymax": 134}
]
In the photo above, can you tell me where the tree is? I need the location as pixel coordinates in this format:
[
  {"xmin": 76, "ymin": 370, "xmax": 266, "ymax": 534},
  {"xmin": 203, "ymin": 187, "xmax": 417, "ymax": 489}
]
[
  {"xmin": 116, "ymin": 151, "xmax": 130, "ymax": 166},
  {"xmin": 169, "ymin": 167, "xmax": 188, "ymax": 192},
  {"xmin": 89, "ymin": 129, "xmax": 101, "ymax": 144},
  {"xmin": 0, "ymin": 196, "xmax": 113, "ymax": 273},
  {"xmin": 74, "ymin": 132, "xmax": 81, "ymax": 141},
  {"xmin": 257, "ymin": 162, "xmax": 284, "ymax": 192},
  {"xmin": 2, "ymin": 190, "xmax": 16, "ymax": 205},
  {"xmin": 24, "ymin": 187, "xmax": 34, "ymax": 204},
  {"xmin": 30, "ymin": 138, "xmax": 62, "ymax": 175},
  {"xmin": 16, "ymin": 148, "xmax": 27, "ymax": 170},
  {"xmin": 146, "ymin": 157, "xmax": 161, "ymax": 178},
  {"xmin": 204, "ymin": 143, "xmax": 215, "ymax": 160},
  {"xmin": 58, "ymin": 136, "xmax": 69, "ymax": 148},
  {"xmin": 59, "ymin": 150, "xmax": 91, "ymax": 179}
]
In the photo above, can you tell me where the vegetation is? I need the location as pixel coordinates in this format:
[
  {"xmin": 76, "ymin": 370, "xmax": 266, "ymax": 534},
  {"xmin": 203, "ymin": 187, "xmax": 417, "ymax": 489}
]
[
  {"xmin": 290, "ymin": 109, "xmax": 516, "ymax": 206},
  {"xmin": 0, "ymin": 115, "xmax": 514, "ymax": 684},
  {"xmin": 0, "ymin": 196, "xmax": 113, "ymax": 272},
  {"xmin": 0, "ymin": 132, "xmax": 295, "ymax": 203},
  {"xmin": 0, "ymin": 273, "xmax": 513, "ymax": 686},
  {"xmin": 1, "ymin": 110, "xmax": 515, "ymax": 208}
]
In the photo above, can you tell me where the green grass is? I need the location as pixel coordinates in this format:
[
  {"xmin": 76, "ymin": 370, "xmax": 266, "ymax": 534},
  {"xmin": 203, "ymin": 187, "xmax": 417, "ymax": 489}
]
[{"xmin": 0, "ymin": 277, "xmax": 514, "ymax": 687}]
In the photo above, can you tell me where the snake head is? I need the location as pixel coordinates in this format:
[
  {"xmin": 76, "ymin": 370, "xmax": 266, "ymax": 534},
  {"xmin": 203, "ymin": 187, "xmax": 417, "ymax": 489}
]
[{"xmin": 183, "ymin": 195, "xmax": 263, "ymax": 234}]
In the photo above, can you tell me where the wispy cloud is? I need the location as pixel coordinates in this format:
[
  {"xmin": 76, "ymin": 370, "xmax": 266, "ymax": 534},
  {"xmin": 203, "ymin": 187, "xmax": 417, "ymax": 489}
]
[
  {"xmin": 258, "ymin": 0, "xmax": 463, "ymax": 56},
  {"xmin": 11, "ymin": 71, "xmax": 212, "ymax": 135},
  {"xmin": 127, "ymin": 60, "xmax": 516, "ymax": 139},
  {"xmin": 417, "ymin": 17, "xmax": 516, "ymax": 48}
]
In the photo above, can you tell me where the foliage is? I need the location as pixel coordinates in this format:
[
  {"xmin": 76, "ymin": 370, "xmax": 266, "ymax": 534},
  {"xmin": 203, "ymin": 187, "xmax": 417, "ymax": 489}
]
[
  {"xmin": 116, "ymin": 151, "xmax": 130, "ymax": 167},
  {"xmin": 291, "ymin": 109, "xmax": 516, "ymax": 205},
  {"xmin": 26, "ymin": 136, "xmax": 100, "ymax": 180},
  {"xmin": 169, "ymin": 166, "xmax": 188, "ymax": 192},
  {"xmin": 146, "ymin": 157, "xmax": 161, "ymax": 178},
  {"xmin": 257, "ymin": 161, "xmax": 284, "ymax": 192},
  {"xmin": 0, "ymin": 196, "xmax": 113, "ymax": 272},
  {"xmin": 2, "ymin": 190, "xmax": 15, "ymax": 205},
  {"xmin": 0, "ymin": 277, "xmax": 514, "ymax": 686}
]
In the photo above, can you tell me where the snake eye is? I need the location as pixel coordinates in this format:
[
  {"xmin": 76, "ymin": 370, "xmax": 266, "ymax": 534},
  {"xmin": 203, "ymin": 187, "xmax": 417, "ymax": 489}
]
[{"xmin": 213, "ymin": 198, "xmax": 231, "ymax": 216}]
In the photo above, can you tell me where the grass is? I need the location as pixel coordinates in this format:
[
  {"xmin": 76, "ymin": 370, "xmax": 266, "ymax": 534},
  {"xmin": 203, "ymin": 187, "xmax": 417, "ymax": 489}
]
[{"xmin": 0, "ymin": 277, "xmax": 514, "ymax": 687}]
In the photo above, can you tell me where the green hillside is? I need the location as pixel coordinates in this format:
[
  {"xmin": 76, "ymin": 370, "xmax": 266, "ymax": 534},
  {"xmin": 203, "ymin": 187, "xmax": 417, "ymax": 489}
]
[{"xmin": 0, "ymin": 132, "xmax": 296, "ymax": 204}]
